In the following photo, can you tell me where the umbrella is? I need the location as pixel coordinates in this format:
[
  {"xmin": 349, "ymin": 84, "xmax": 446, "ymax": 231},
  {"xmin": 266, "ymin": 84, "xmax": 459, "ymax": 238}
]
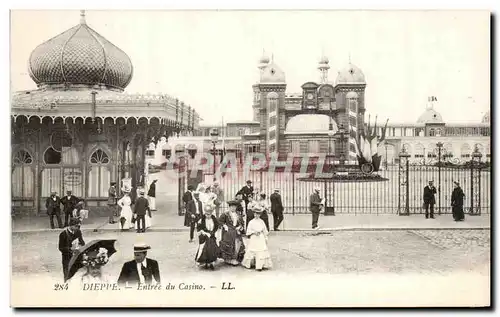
[{"xmin": 66, "ymin": 239, "xmax": 117, "ymax": 282}]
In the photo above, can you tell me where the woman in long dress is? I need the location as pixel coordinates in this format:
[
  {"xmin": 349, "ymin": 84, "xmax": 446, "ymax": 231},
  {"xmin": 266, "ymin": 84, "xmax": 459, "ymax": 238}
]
[
  {"xmin": 242, "ymin": 205, "xmax": 273, "ymax": 271},
  {"xmin": 117, "ymin": 187, "xmax": 133, "ymax": 230},
  {"xmin": 256, "ymin": 193, "xmax": 270, "ymax": 232},
  {"xmin": 67, "ymin": 247, "xmax": 111, "ymax": 288},
  {"xmin": 195, "ymin": 204, "xmax": 220, "ymax": 270},
  {"xmin": 219, "ymin": 200, "xmax": 245, "ymax": 266}
]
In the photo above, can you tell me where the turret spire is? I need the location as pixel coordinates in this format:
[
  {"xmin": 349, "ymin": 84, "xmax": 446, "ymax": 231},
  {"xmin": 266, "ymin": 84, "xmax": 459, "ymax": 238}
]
[{"xmin": 80, "ymin": 10, "xmax": 86, "ymax": 25}]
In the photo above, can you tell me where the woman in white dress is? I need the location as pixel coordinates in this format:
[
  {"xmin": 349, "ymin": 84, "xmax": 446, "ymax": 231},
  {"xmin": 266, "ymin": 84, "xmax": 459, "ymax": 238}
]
[
  {"xmin": 241, "ymin": 205, "xmax": 273, "ymax": 271},
  {"xmin": 67, "ymin": 247, "xmax": 111, "ymax": 288},
  {"xmin": 117, "ymin": 186, "xmax": 133, "ymax": 230}
]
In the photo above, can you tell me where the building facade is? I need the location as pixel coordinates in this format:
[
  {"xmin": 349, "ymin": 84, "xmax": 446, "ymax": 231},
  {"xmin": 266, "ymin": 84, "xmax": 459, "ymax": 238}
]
[
  {"xmin": 167, "ymin": 53, "xmax": 490, "ymax": 166},
  {"xmin": 11, "ymin": 11, "xmax": 200, "ymax": 215}
]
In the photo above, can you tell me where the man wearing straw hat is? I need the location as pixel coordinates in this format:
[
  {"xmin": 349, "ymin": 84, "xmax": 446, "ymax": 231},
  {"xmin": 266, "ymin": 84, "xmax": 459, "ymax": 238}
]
[
  {"xmin": 134, "ymin": 188, "xmax": 151, "ymax": 233},
  {"xmin": 58, "ymin": 218, "xmax": 85, "ymax": 281},
  {"xmin": 309, "ymin": 187, "xmax": 322, "ymax": 230},
  {"xmin": 117, "ymin": 243, "xmax": 161, "ymax": 286},
  {"xmin": 423, "ymin": 180, "xmax": 437, "ymax": 219},
  {"xmin": 46, "ymin": 190, "xmax": 63, "ymax": 229}
]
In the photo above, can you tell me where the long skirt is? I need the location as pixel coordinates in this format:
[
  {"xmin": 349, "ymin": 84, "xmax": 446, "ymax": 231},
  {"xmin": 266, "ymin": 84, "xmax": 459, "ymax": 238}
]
[
  {"xmin": 241, "ymin": 234, "xmax": 272, "ymax": 270},
  {"xmin": 219, "ymin": 229, "xmax": 245, "ymax": 263},
  {"xmin": 452, "ymin": 205, "xmax": 465, "ymax": 220},
  {"xmin": 118, "ymin": 206, "xmax": 133, "ymax": 230},
  {"xmin": 195, "ymin": 236, "xmax": 219, "ymax": 264},
  {"xmin": 148, "ymin": 196, "xmax": 156, "ymax": 211}
]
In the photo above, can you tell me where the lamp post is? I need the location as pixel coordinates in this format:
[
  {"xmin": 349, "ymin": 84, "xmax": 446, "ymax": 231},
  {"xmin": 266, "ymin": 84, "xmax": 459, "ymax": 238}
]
[
  {"xmin": 210, "ymin": 128, "xmax": 219, "ymax": 182},
  {"xmin": 384, "ymin": 143, "xmax": 388, "ymax": 170},
  {"xmin": 436, "ymin": 142, "xmax": 443, "ymax": 215},
  {"xmin": 470, "ymin": 145, "xmax": 483, "ymax": 216},
  {"xmin": 337, "ymin": 124, "xmax": 347, "ymax": 166}
]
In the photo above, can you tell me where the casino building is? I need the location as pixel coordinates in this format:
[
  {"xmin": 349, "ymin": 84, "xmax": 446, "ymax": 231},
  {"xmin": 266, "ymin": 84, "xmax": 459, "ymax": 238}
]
[
  {"xmin": 166, "ymin": 53, "xmax": 491, "ymax": 166},
  {"xmin": 11, "ymin": 11, "xmax": 200, "ymax": 215}
]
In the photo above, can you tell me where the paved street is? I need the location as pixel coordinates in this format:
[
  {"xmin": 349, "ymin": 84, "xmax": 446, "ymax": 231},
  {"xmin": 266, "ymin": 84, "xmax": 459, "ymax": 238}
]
[{"xmin": 12, "ymin": 229, "xmax": 490, "ymax": 281}]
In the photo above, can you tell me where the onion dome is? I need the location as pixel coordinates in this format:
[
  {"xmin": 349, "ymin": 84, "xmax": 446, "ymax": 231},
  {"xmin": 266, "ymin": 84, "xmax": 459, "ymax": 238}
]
[
  {"xmin": 28, "ymin": 11, "xmax": 133, "ymax": 91},
  {"xmin": 285, "ymin": 114, "xmax": 338, "ymax": 134},
  {"xmin": 260, "ymin": 61, "xmax": 286, "ymax": 84},
  {"xmin": 336, "ymin": 63, "xmax": 366, "ymax": 85}
]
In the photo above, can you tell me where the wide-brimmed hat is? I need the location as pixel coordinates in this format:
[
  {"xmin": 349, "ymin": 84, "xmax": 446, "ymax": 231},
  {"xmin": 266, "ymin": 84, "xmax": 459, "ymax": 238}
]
[
  {"xmin": 453, "ymin": 181, "xmax": 460, "ymax": 186},
  {"xmin": 110, "ymin": 182, "xmax": 116, "ymax": 186},
  {"xmin": 227, "ymin": 200, "xmax": 240, "ymax": 207},
  {"xmin": 252, "ymin": 204, "xmax": 264, "ymax": 214},
  {"xmin": 314, "ymin": 187, "xmax": 320, "ymax": 192},
  {"xmin": 274, "ymin": 188, "xmax": 280, "ymax": 192},
  {"xmin": 204, "ymin": 204, "xmax": 215, "ymax": 213},
  {"xmin": 66, "ymin": 190, "xmax": 72, "ymax": 194},
  {"xmin": 134, "ymin": 243, "xmax": 151, "ymax": 253}
]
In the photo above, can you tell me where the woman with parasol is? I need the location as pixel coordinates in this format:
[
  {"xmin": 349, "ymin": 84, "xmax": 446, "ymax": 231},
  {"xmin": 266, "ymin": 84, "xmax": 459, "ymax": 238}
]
[{"xmin": 66, "ymin": 239, "xmax": 117, "ymax": 286}]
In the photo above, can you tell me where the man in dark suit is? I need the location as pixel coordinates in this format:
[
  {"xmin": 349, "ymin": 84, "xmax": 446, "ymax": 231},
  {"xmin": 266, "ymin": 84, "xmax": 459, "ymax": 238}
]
[
  {"xmin": 46, "ymin": 190, "xmax": 63, "ymax": 229},
  {"xmin": 423, "ymin": 180, "xmax": 437, "ymax": 219},
  {"xmin": 147, "ymin": 179, "xmax": 158, "ymax": 211},
  {"xmin": 237, "ymin": 180, "xmax": 254, "ymax": 215},
  {"xmin": 58, "ymin": 218, "xmax": 85, "ymax": 282},
  {"xmin": 134, "ymin": 189, "xmax": 150, "ymax": 233},
  {"xmin": 270, "ymin": 188, "xmax": 284, "ymax": 231},
  {"xmin": 60, "ymin": 190, "xmax": 80, "ymax": 227},
  {"xmin": 182, "ymin": 185, "xmax": 194, "ymax": 226},
  {"xmin": 309, "ymin": 188, "xmax": 322, "ymax": 230},
  {"xmin": 186, "ymin": 191, "xmax": 203, "ymax": 242},
  {"xmin": 117, "ymin": 244, "xmax": 161, "ymax": 286},
  {"xmin": 107, "ymin": 182, "xmax": 118, "ymax": 224}
]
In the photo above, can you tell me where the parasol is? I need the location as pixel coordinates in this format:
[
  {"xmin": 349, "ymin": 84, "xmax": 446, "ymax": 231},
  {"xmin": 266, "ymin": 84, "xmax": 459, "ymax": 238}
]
[{"xmin": 66, "ymin": 239, "xmax": 117, "ymax": 282}]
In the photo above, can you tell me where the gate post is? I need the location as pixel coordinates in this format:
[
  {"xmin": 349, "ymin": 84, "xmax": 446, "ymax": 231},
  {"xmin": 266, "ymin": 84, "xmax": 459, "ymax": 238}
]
[
  {"xmin": 469, "ymin": 146, "xmax": 482, "ymax": 216},
  {"xmin": 398, "ymin": 148, "xmax": 410, "ymax": 216}
]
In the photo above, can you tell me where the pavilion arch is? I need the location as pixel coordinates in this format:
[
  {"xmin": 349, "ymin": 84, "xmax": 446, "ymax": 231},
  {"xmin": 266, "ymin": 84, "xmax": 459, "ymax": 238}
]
[
  {"xmin": 87, "ymin": 146, "xmax": 112, "ymax": 198},
  {"xmin": 12, "ymin": 147, "xmax": 35, "ymax": 199}
]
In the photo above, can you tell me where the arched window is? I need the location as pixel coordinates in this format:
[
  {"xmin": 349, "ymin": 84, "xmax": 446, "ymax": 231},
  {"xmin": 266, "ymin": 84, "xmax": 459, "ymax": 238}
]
[
  {"xmin": 12, "ymin": 149, "xmax": 34, "ymax": 199},
  {"xmin": 14, "ymin": 150, "xmax": 33, "ymax": 164},
  {"xmin": 461, "ymin": 143, "xmax": 471, "ymax": 159},
  {"xmin": 428, "ymin": 128, "xmax": 435, "ymax": 137},
  {"xmin": 88, "ymin": 148, "xmax": 111, "ymax": 198},
  {"xmin": 414, "ymin": 143, "xmax": 424, "ymax": 158},
  {"xmin": 90, "ymin": 149, "xmax": 110, "ymax": 164},
  {"xmin": 436, "ymin": 128, "xmax": 442, "ymax": 137},
  {"xmin": 44, "ymin": 147, "xmax": 62, "ymax": 164}
]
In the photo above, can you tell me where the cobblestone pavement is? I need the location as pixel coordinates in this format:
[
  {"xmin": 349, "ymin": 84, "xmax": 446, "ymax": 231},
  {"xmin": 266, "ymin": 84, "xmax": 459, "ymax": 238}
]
[{"xmin": 12, "ymin": 229, "xmax": 490, "ymax": 281}]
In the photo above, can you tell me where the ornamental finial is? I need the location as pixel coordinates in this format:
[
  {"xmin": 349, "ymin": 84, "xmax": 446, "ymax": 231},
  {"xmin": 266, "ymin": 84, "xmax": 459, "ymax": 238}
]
[{"xmin": 80, "ymin": 10, "xmax": 86, "ymax": 25}]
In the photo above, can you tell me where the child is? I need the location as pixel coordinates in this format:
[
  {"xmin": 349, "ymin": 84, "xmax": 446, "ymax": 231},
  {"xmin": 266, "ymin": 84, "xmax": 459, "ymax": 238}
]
[{"xmin": 241, "ymin": 205, "xmax": 273, "ymax": 271}]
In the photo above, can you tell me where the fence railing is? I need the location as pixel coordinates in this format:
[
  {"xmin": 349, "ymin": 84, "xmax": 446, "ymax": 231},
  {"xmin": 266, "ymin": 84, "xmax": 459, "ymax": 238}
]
[{"xmin": 190, "ymin": 166, "xmax": 490, "ymax": 215}]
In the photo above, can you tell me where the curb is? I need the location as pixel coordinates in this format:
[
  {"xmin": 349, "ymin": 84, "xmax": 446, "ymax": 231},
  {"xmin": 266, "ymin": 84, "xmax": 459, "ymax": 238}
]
[{"xmin": 12, "ymin": 226, "xmax": 491, "ymax": 234}]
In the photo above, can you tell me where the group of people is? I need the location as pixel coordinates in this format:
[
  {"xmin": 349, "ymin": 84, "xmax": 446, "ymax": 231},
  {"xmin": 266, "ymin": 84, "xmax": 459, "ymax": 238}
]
[
  {"xmin": 45, "ymin": 190, "xmax": 87, "ymax": 229},
  {"xmin": 58, "ymin": 221, "xmax": 161, "ymax": 286},
  {"xmin": 423, "ymin": 180, "xmax": 466, "ymax": 221},
  {"xmin": 182, "ymin": 180, "xmax": 282, "ymax": 271},
  {"xmin": 108, "ymin": 180, "xmax": 158, "ymax": 233}
]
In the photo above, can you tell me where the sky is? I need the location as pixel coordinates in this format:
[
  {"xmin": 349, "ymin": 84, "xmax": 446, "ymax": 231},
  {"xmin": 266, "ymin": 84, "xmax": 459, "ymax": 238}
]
[{"xmin": 10, "ymin": 10, "xmax": 490, "ymax": 125}]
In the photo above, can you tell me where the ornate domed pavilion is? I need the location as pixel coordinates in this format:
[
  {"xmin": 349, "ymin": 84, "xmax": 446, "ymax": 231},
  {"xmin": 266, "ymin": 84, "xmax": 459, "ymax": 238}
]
[{"xmin": 11, "ymin": 11, "xmax": 199, "ymax": 217}]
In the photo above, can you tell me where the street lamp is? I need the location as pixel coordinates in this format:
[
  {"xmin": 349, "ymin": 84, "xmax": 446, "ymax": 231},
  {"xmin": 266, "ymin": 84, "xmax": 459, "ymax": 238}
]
[
  {"xmin": 336, "ymin": 124, "xmax": 347, "ymax": 166},
  {"xmin": 210, "ymin": 128, "xmax": 219, "ymax": 182}
]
